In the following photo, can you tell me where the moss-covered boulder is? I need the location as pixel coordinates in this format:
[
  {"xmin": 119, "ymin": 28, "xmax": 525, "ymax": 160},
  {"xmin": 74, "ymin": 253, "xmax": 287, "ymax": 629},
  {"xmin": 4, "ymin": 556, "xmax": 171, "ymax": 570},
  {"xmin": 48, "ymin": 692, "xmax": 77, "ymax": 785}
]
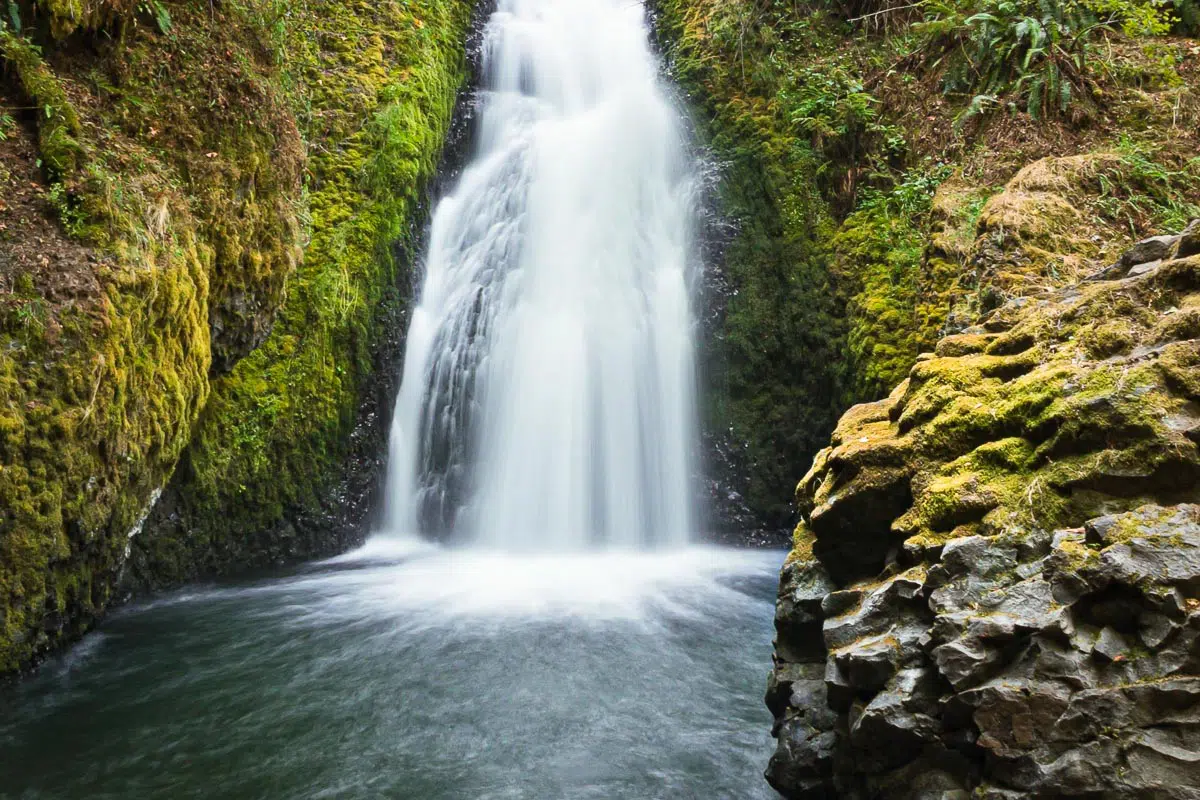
[
  {"xmin": 768, "ymin": 226, "xmax": 1200, "ymax": 798},
  {"xmin": 802, "ymin": 248, "xmax": 1200, "ymax": 582}
]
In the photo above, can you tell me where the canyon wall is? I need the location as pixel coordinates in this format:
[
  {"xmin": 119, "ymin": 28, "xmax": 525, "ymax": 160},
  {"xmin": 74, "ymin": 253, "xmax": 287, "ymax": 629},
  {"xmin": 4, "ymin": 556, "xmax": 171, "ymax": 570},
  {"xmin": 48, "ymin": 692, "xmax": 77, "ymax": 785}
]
[{"xmin": 0, "ymin": 0, "xmax": 472, "ymax": 675}]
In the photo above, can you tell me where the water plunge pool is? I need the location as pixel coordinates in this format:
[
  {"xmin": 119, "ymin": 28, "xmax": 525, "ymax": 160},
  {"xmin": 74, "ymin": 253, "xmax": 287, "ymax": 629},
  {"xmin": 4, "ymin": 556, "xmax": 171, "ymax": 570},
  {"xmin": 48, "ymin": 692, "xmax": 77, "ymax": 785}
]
[{"xmin": 1, "ymin": 541, "xmax": 782, "ymax": 799}]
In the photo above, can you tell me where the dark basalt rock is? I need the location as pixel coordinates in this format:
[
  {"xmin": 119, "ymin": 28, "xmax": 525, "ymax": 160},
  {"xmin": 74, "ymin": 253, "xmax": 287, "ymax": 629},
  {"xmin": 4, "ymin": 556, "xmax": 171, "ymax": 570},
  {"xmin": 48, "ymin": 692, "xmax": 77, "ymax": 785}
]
[
  {"xmin": 1178, "ymin": 219, "xmax": 1200, "ymax": 260},
  {"xmin": 1120, "ymin": 234, "xmax": 1180, "ymax": 269},
  {"xmin": 766, "ymin": 228, "xmax": 1200, "ymax": 799},
  {"xmin": 769, "ymin": 505, "xmax": 1200, "ymax": 798}
]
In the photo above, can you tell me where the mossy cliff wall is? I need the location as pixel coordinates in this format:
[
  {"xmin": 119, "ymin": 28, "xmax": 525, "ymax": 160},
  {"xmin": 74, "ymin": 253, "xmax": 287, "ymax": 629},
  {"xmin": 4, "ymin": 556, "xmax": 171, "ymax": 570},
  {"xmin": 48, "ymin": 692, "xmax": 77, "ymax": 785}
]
[
  {"xmin": 655, "ymin": 0, "xmax": 1200, "ymax": 529},
  {"xmin": 128, "ymin": 0, "xmax": 474, "ymax": 589},
  {"xmin": 655, "ymin": 0, "xmax": 847, "ymax": 527},
  {"xmin": 0, "ymin": 0, "xmax": 472, "ymax": 675}
]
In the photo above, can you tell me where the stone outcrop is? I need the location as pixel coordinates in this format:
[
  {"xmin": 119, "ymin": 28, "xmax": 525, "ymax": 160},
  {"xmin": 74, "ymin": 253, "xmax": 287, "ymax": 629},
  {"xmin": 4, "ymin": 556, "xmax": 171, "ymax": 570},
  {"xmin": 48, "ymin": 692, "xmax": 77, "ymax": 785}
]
[{"xmin": 767, "ymin": 229, "xmax": 1200, "ymax": 798}]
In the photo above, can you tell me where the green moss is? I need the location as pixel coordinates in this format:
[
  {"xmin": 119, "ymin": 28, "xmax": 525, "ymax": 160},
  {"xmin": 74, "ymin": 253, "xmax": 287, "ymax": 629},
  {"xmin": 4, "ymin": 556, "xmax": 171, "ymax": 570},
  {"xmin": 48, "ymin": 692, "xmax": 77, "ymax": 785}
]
[
  {"xmin": 1087, "ymin": 504, "xmax": 1195, "ymax": 550},
  {"xmin": 0, "ymin": 32, "xmax": 81, "ymax": 174},
  {"xmin": 965, "ymin": 437, "xmax": 1036, "ymax": 472},
  {"xmin": 134, "ymin": 0, "xmax": 474, "ymax": 580},
  {"xmin": 831, "ymin": 167, "xmax": 1002, "ymax": 404},
  {"xmin": 786, "ymin": 521, "xmax": 817, "ymax": 565},
  {"xmin": 935, "ymin": 334, "xmax": 994, "ymax": 358},
  {"xmin": 1, "ymin": 0, "xmax": 472, "ymax": 671},
  {"xmin": 1158, "ymin": 339, "xmax": 1200, "ymax": 399},
  {"xmin": 0, "ymin": 0, "xmax": 306, "ymax": 673},
  {"xmin": 834, "ymin": 203, "xmax": 929, "ymax": 399},
  {"xmin": 657, "ymin": 0, "xmax": 1200, "ymax": 530},
  {"xmin": 0, "ymin": 249, "xmax": 211, "ymax": 673},
  {"xmin": 794, "ymin": 246, "xmax": 1200, "ymax": 576},
  {"xmin": 904, "ymin": 473, "xmax": 999, "ymax": 533},
  {"xmin": 1079, "ymin": 319, "xmax": 1139, "ymax": 359},
  {"xmin": 656, "ymin": 0, "xmax": 1198, "ymax": 526},
  {"xmin": 653, "ymin": 0, "xmax": 860, "ymax": 523},
  {"xmin": 971, "ymin": 146, "xmax": 1200, "ymax": 301},
  {"xmin": 1048, "ymin": 536, "xmax": 1101, "ymax": 573}
]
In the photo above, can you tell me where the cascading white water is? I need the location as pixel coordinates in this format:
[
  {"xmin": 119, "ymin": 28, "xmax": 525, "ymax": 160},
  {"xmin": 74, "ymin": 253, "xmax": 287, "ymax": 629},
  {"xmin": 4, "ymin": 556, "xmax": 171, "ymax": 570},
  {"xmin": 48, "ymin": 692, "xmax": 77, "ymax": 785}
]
[{"xmin": 384, "ymin": 0, "xmax": 699, "ymax": 549}]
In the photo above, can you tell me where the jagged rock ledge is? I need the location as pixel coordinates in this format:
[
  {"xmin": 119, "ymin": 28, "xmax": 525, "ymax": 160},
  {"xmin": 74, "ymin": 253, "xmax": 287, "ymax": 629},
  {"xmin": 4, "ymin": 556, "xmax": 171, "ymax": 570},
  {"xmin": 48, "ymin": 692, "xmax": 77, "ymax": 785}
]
[{"xmin": 766, "ymin": 226, "xmax": 1200, "ymax": 798}]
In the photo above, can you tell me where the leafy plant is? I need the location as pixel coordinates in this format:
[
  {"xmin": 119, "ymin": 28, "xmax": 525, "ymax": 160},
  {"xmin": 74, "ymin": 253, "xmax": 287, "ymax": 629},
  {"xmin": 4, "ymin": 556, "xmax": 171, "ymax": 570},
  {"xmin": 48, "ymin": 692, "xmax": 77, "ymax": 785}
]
[
  {"xmin": 783, "ymin": 65, "xmax": 879, "ymax": 153},
  {"xmin": 13, "ymin": 297, "xmax": 46, "ymax": 335},
  {"xmin": 47, "ymin": 182, "xmax": 87, "ymax": 238},
  {"xmin": 235, "ymin": 0, "xmax": 296, "ymax": 67},
  {"xmin": 1173, "ymin": 0, "xmax": 1200, "ymax": 32},
  {"xmin": 921, "ymin": 0, "xmax": 1177, "ymax": 121},
  {"xmin": 1095, "ymin": 138, "xmax": 1200, "ymax": 232},
  {"xmin": 859, "ymin": 158, "xmax": 955, "ymax": 216},
  {"xmin": 136, "ymin": 1, "xmax": 172, "ymax": 33},
  {"xmin": 950, "ymin": 0, "xmax": 1096, "ymax": 119},
  {"xmin": 1084, "ymin": 0, "xmax": 1174, "ymax": 34}
]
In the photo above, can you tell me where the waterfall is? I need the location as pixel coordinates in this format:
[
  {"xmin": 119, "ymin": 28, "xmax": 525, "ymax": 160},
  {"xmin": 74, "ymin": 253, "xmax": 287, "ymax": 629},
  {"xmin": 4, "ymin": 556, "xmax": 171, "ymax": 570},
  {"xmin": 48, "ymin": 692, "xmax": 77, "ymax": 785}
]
[{"xmin": 384, "ymin": 0, "xmax": 699, "ymax": 549}]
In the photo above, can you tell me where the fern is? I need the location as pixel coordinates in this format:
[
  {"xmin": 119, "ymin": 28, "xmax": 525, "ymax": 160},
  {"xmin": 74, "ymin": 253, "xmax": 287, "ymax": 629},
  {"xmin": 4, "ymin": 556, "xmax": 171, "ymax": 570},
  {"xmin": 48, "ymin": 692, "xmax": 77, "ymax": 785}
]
[
  {"xmin": 136, "ymin": 1, "xmax": 171, "ymax": 33},
  {"xmin": 924, "ymin": 0, "xmax": 1177, "ymax": 121}
]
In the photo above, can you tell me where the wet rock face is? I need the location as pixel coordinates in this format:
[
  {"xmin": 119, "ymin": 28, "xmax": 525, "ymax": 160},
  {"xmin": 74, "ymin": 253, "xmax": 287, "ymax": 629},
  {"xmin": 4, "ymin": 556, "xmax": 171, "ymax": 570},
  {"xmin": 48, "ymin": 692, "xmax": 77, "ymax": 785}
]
[
  {"xmin": 768, "ymin": 229, "xmax": 1200, "ymax": 798},
  {"xmin": 769, "ymin": 506, "xmax": 1200, "ymax": 799}
]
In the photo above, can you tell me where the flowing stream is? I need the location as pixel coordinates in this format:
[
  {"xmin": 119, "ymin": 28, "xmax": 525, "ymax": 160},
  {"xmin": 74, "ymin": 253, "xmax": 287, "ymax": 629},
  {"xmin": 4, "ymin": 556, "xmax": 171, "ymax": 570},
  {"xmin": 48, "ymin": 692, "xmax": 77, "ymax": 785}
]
[{"xmin": 1, "ymin": 0, "xmax": 785, "ymax": 796}]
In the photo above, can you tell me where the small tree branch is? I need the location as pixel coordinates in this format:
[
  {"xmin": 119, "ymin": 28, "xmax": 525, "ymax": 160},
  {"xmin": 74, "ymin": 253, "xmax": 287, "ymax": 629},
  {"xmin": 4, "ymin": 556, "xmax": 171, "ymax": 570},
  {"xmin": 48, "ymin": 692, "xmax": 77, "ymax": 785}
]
[{"xmin": 847, "ymin": 1, "xmax": 928, "ymax": 24}]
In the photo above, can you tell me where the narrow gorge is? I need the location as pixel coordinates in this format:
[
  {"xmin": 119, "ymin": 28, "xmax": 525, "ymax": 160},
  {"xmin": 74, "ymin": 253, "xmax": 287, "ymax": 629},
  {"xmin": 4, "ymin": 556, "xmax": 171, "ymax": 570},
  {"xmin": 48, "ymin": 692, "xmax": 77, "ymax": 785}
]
[{"xmin": 2, "ymin": 0, "xmax": 1200, "ymax": 797}]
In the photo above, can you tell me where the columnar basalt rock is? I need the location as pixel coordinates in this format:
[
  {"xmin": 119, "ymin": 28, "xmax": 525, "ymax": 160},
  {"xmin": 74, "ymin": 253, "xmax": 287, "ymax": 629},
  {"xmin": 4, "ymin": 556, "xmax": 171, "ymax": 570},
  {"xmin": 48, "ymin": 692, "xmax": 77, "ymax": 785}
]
[{"xmin": 768, "ymin": 228, "xmax": 1200, "ymax": 799}]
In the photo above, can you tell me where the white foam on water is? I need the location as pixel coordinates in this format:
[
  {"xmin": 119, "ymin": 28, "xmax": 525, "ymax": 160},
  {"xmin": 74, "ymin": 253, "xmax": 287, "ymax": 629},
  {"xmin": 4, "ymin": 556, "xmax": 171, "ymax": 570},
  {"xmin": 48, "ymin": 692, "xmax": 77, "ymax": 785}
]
[{"xmin": 266, "ymin": 544, "xmax": 781, "ymax": 634}]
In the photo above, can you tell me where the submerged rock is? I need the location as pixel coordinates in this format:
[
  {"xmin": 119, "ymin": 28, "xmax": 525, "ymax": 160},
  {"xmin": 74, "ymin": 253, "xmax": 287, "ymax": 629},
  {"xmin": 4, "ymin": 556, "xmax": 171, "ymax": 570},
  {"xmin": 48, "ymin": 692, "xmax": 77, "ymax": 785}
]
[{"xmin": 768, "ymin": 229, "xmax": 1200, "ymax": 798}]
